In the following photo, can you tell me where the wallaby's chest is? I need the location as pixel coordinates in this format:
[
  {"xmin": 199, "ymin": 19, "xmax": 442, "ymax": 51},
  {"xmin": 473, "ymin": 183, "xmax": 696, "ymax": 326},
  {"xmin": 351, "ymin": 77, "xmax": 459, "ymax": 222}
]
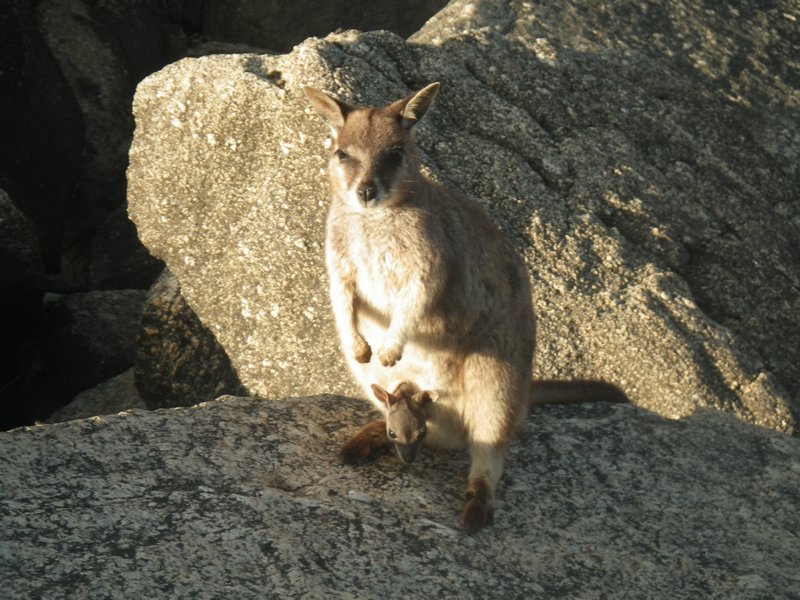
[{"xmin": 352, "ymin": 234, "xmax": 412, "ymax": 311}]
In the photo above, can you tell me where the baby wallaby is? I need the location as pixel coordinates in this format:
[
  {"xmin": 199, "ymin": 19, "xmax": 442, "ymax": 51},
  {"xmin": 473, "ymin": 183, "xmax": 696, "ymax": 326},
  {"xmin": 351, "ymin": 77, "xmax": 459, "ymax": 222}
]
[
  {"xmin": 339, "ymin": 382, "xmax": 436, "ymax": 465},
  {"xmin": 340, "ymin": 379, "xmax": 625, "ymax": 466},
  {"xmin": 304, "ymin": 82, "xmax": 624, "ymax": 534}
]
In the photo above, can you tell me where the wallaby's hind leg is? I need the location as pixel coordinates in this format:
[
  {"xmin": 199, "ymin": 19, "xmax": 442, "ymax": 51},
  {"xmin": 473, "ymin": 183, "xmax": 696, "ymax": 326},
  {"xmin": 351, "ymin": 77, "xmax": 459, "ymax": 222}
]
[
  {"xmin": 339, "ymin": 420, "xmax": 389, "ymax": 464},
  {"xmin": 462, "ymin": 442, "xmax": 506, "ymax": 534},
  {"xmin": 460, "ymin": 351, "xmax": 529, "ymax": 534}
]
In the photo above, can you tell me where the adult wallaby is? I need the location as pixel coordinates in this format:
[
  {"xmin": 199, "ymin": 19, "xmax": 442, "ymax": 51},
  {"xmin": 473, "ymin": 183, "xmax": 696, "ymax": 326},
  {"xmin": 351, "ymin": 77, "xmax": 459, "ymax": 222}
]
[
  {"xmin": 304, "ymin": 83, "xmax": 624, "ymax": 534},
  {"xmin": 339, "ymin": 382, "xmax": 436, "ymax": 465}
]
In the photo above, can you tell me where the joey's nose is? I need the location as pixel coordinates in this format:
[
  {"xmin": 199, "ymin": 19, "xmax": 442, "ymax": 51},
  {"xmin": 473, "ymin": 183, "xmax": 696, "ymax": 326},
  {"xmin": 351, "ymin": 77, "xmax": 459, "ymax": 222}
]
[
  {"xmin": 357, "ymin": 183, "xmax": 377, "ymax": 203},
  {"xmin": 395, "ymin": 443, "xmax": 418, "ymax": 464}
]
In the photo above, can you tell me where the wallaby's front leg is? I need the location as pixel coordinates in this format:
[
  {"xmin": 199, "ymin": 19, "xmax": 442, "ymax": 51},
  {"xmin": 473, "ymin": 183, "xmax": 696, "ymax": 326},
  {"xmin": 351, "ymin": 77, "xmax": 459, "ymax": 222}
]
[
  {"xmin": 339, "ymin": 420, "xmax": 389, "ymax": 463},
  {"xmin": 378, "ymin": 280, "xmax": 430, "ymax": 367},
  {"xmin": 329, "ymin": 267, "xmax": 371, "ymax": 363}
]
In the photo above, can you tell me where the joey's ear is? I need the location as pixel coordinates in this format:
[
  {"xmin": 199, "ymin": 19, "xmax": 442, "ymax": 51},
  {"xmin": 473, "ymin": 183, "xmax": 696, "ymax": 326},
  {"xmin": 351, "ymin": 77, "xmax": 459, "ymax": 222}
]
[
  {"xmin": 303, "ymin": 86, "xmax": 353, "ymax": 131},
  {"xmin": 391, "ymin": 82, "xmax": 440, "ymax": 130},
  {"xmin": 371, "ymin": 384, "xmax": 392, "ymax": 407},
  {"xmin": 415, "ymin": 390, "xmax": 439, "ymax": 406}
]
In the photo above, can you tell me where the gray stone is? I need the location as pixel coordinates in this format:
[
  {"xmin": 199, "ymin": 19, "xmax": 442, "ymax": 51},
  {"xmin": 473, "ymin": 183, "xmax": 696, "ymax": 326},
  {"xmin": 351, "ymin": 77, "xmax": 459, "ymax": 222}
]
[
  {"xmin": 127, "ymin": 3, "xmax": 798, "ymax": 432},
  {"xmin": 1, "ymin": 397, "xmax": 798, "ymax": 597},
  {"xmin": 135, "ymin": 270, "xmax": 244, "ymax": 410},
  {"xmin": 36, "ymin": 0, "xmax": 188, "ymax": 245},
  {"xmin": 89, "ymin": 205, "xmax": 164, "ymax": 291},
  {"xmin": 416, "ymin": 0, "xmax": 799, "ymax": 112},
  {"xmin": 201, "ymin": 0, "xmax": 446, "ymax": 52},
  {"xmin": 45, "ymin": 368, "xmax": 146, "ymax": 424},
  {"xmin": 0, "ymin": 188, "xmax": 42, "ymax": 300},
  {"xmin": 41, "ymin": 290, "xmax": 147, "ymax": 398},
  {"xmin": 0, "ymin": 0, "xmax": 84, "ymax": 268},
  {"xmin": 0, "ymin": 189, "xmax": 45, "ymax": 428}
]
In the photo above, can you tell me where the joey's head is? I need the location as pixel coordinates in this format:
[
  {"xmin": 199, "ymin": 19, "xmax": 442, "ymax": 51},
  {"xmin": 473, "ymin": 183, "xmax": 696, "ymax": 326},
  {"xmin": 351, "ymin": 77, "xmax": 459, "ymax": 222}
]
[
  {"xmin": 303, "ymin": 83, "xmax": 440, "ymax": 210},
  {"xmin": 370, "ymin": 383, "xmax": 437, "ymax": 464}
]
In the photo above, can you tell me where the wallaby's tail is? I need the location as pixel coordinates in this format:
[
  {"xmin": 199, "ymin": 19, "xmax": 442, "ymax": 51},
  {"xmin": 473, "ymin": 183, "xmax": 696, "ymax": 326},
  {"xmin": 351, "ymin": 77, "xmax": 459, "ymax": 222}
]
[{"xmin": 530, "ymin": 380, "xmax": 628, "ymax": 405}]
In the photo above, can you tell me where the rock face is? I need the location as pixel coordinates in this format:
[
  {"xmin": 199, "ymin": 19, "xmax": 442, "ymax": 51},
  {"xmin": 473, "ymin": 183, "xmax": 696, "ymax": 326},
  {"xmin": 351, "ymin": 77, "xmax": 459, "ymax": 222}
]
[
  {"xmin": 1, "ymin": 397, "xmax": 798, "ymax": 597},
  {"xmin": 135, "ymin": 270, "xmax": 243, "ymax": 410},
  {"xmin": 0, "ymin": 190, "xmax": 45, "ymax": 428},
  {"xmin": 41, "ymin": 290, "xmax": 147, "ymax": 400},
  {"xmin": 128, "ymin": 3, "xmax": 799, "ymax": 432},
  {"xmin": 45, "ymin": 369, "xmax": 146, "ymax": 424},
  {"xmin": 201, "ymin": 0, "xmax": 446, "ymax": 52},
  {"xmin": 0, "ymin": 0, "xmax": 84, "ymax": 269}
]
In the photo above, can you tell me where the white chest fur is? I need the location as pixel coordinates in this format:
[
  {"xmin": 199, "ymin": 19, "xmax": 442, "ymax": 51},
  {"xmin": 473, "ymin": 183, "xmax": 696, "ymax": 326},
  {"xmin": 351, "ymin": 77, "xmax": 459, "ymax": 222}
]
[
  {"xmin": 356, "ymin": 249, "xmax": 402, "ymax": 314},
  {"xmin": 347, "ymin": 216, "xmax": 417, "ymax": 316}
]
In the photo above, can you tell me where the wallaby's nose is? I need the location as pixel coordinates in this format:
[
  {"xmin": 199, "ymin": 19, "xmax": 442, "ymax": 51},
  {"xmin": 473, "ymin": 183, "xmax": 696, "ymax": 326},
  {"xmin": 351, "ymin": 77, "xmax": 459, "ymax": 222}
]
[
  {"xmin": 357, "ymin": 183, "xmax": 377, "ymax": 203},
  {"xmin": 395, "ymin": 443, "xmax": 418, "ymax": 464}
]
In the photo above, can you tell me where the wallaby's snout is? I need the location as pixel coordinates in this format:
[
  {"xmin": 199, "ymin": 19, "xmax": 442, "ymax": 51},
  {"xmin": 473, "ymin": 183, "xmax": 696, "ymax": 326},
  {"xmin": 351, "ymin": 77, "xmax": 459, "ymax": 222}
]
[
  {"xmin": 357, "ymin": 182, "xmax": 378, "ymax": 204},
  {"xmin": 394, "ymin": 442, "xmax": 419, "ymax": 464}
]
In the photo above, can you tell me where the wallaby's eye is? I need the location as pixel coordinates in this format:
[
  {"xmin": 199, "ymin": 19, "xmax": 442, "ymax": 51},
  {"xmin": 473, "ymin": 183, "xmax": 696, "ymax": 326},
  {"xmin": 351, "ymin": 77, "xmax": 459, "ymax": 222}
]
[
  {"xmin": 335, "ymin": 149, "xmax": 350, "ymax": 162},
  {"xmin": 418, "ymin": 427, "xmax": 427, "ymax": 440},
  {"xmin": 388, "ymin": 430, "xmax": 397, "ymax": 440},
  {"xmin": 384, "ymin": 148, "xmax": 404, "ymax": 167}
]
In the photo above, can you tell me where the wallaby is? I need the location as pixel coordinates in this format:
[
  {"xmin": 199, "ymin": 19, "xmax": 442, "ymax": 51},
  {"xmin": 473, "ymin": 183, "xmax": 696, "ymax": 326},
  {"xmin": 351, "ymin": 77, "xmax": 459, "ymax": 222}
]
[
  {"xmin": 341, "ymin": 380, "xmax": 625, "ymax": 466},
  {"xmin": 304, "ymin": 83, "xmax": 625, "ymax": 534},
  {"xmin": 339, "ymin": 382, "xmax": 437, "ymax": 465}
]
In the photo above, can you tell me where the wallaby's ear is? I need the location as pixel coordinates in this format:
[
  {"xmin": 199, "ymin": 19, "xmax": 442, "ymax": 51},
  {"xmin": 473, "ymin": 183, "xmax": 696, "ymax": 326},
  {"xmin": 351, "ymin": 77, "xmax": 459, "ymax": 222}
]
[
  {"xmin": 415, "ymin": 390, "xmax": 439, "ymax": 406},
  {"xmin": 371, "ymin": 384, "xmax": 392, "ymax": 407},
  {"xmin": 303, "ymin": 86, "xmax": 353, "ymax": 131},
  {"xmin": 391, "ymin": 82, "xmax": 440, "ymax": 130}
]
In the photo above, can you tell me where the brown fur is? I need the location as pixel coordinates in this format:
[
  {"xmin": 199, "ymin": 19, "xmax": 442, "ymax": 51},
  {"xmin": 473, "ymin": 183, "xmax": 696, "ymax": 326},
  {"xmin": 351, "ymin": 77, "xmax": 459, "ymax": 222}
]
[
  {"xmin": 339, "ymin": 419, "xmax": 389, "ymax": 464},
  {"xmin": 305, "ymin": 84, "xmax": 624, "ymax": 534},
  {"xmin": 531, "ymin": 380, "xmax": 627, "ymax": 405},
  {"xmin": 342, "ymin": 383, "xmax": 435, "ymax": 465}
]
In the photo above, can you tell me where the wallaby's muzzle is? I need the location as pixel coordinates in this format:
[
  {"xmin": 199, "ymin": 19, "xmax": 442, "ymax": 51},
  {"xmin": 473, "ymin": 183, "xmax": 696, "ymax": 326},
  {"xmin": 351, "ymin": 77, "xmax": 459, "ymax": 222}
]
[
  {"xmin": 394, "ymin": 442, "xmax": 419, "ymax": 464},
  {"xmin": 357, "ymin": 183, "xmax": 377, "ymax": 203}
]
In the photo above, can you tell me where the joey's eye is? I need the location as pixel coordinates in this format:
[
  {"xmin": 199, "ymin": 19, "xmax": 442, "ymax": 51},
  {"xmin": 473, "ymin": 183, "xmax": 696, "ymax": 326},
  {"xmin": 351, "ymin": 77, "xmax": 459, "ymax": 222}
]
[
  {"xmin": 335, "ymin": 149, "xmax": 350, "ymax": 162},
  {"xmin": 419, "ymin": 427, "xmax": 427, "ymax": 440},
  {"xmin": 388, "ymin": 430, "xmax": 397, "ymax": 440}
]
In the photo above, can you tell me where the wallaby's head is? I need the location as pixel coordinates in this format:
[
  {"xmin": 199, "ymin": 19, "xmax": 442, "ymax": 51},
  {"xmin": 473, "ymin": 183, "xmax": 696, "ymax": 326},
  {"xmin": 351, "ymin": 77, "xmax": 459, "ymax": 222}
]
[
  {"xmin": 370, "ymin": 382, "xmax": 437, "ymax": 464},
  {"xmin": 304, "ymin": 83, "xmax": 440, "ymax": 210}
]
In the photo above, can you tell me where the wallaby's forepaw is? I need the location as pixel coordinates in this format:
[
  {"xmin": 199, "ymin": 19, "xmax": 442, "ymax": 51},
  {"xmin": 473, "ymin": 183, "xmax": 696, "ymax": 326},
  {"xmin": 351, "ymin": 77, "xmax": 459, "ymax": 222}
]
[
  {"xmin": 378, "ymin": 343, "xmax": 403, "ymax": 367},
  {"xmin": 461, "ymin": 481, "xmax": 494, "ymax": 535},
  {"xmin": 352, "ymin": 336, "xmax": 372, "ymax": 364}
]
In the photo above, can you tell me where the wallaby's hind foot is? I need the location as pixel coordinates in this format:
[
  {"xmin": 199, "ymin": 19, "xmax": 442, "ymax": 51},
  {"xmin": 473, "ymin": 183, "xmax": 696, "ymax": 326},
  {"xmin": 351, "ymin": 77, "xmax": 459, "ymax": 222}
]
[
  {"xmin": 462, "ymin": 478, "xmax": 494, "ymax": 535},
  {"xmin": 339, "ymin": 420, "xmax": 388, "ymax": 464}
]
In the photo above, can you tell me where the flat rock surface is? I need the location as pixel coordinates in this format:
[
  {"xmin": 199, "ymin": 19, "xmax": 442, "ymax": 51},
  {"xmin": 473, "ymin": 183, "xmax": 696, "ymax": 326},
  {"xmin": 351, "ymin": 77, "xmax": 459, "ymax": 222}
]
[{"xmin": 2, "ymin": 396, "xmax": 799, "ymax": 597}]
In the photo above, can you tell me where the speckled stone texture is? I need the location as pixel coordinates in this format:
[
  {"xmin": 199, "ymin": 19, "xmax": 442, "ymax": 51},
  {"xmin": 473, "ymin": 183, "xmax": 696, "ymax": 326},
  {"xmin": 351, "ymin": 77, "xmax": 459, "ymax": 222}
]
[{"xmin": 1, "ymin": 397, "xmax": 799, "ymax": 597}]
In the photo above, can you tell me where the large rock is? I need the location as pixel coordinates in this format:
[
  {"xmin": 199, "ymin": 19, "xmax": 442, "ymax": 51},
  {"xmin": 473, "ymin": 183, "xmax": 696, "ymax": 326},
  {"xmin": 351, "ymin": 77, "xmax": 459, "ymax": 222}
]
[
  {"xmin": 89, "ymin": 205, "xmax": 164, "ymax": 290},
  {"xmin": 419, "ymin": 0, "xmax": 799, "ymax": 112},
  {"xmin": 35, "ymin": 0, "xmax": 188, "ymax": 249},
  {"xmin": 0, "ymin": 190, "xmax": 45, "ymax": 429},
  {"xmin": 1, "ymin": 397, "xmax": 798, "ymax": 596},
  {"xmin": 41, "ymin": 290, "xmax": 147, "ymax": 401},
  {"xmin": 135, "ymin": 270, "xmax": 243, "ymax": 410},
  {"xmin": 127, "ymin": 3, "xmax": 798, "ymax": 432},
  {"xmin": 45, "ymin": 368, "xmax": 146, "ymax": 424},
  {"xmin": 0, "ymin": 0, "xmax": 84, "ymax": 269},
  {"xmin": 201, "ymin": 0, "xmax": 446, "ymax": 52}
]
